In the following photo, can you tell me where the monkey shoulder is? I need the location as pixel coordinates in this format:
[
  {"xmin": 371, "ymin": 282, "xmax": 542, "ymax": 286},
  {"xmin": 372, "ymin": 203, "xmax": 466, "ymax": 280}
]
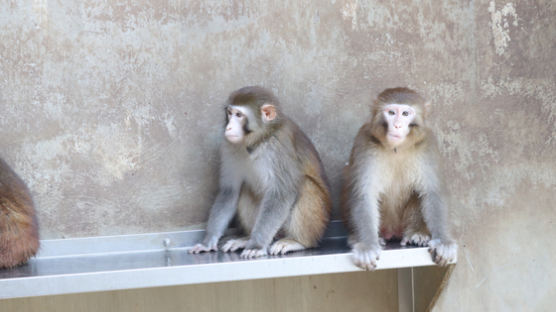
[
  {"xmin": 282, "ymin": 119, "xmax": 320, "ymax": 159},
  {"xmin": 350, "ymin": 123, "xmax": 381, "ymax": 155}
]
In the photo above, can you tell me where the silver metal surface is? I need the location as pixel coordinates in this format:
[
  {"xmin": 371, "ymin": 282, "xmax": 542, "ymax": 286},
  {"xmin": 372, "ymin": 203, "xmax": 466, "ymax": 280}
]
[{"xmin": 0, "ymin": 221, "xmax": 446, "ymax": 299}]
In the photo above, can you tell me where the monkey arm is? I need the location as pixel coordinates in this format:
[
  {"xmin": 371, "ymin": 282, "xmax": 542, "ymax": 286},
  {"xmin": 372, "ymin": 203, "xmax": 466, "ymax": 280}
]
[
  {"xmin": 347, "ymin": 155, "xmax": 382, "ymax": 250},
  {"xmin": 350, "ymin": 190, "xmax": 382, "ymax": 250},
  {"xmin": 202, "ymin": 185, "xmax": 241, "ymax": 247},
  {"xmin": 414, "ymin": 153, "xmax": 458, "ymax": 265},
  {"xmin": 415, "ymin": 156, "xmax": 453, "ymax": 243},
  {"xmin": 420, "ymin": 189, "xmax": 452, "ymax": 243},
  {"xmin": 346, "ymin": 160, "xmax": 384, "ymax": 270},
  {"xmin": 419, "ymin": 185, "xmax": 458, "ymax": 265}
]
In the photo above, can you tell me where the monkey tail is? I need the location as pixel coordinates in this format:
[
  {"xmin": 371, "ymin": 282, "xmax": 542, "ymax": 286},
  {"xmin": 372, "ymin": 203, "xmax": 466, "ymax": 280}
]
[{"xmin": 0, "ymin": 210, "xmax": 39, "ymax": 269}]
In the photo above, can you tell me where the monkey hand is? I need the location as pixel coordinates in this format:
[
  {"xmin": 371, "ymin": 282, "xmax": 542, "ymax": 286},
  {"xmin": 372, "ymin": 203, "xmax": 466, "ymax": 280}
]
[
  {"xmin": 240, "ymin": 240, "xmax": 268, "ymax": 259},
  {"xmin": 240, "ymin": 248, "xmax": 268, "ymax": 259},
  {"xmin": 351, "ymin": 243, "xmax": 381, "ymax": 271},
  {"xmin": 401, "ymin": 232, "xmax": 431, "ymax": 247},
  {"xmin": 428, "ymin": 239, "xmax": 457, "ymax": 266},
  {"xmin": 221, "ymin": 237, "xmax": 249, "ymax": 253},
  {"xmin": 188, "ymin": 237, "xmax": 219, "ymax": 254}
]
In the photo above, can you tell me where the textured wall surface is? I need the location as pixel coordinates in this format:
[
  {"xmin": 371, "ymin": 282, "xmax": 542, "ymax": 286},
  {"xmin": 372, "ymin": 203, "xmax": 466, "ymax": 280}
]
[
  {"xmin": 0, "ymin": 0, "xmax": 554, "ymax": 311},
  {"xmin": 434, "ymin": 1, "xmax": 556, "ymax": 311},
  {"xmin": 1, "ymin": 0, "xmax": 476, "ymax": 238}
]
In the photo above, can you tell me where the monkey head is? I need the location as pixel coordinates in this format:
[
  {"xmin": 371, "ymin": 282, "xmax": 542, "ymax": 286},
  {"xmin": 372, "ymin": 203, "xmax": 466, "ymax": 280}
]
[
  {"xmin": 371, "ymin": 87, "xmax": 428, "ymax": 149},
  {"xmin": 224, "ymin": 86, "xmax": 281, "ymax": 146}
]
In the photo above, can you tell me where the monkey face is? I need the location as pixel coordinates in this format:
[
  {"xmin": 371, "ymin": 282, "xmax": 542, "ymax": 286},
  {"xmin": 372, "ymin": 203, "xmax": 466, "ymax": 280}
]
[
  {"xmin": 224, "ymin": 103, "xmax": 278, "ymax": 145},
  {"xmin": 225, "ymin": 106, "xmax": 250, "ymax": 144},
  {"xmin": 382, "ymin": 104, "xmax": 416, "ymax": 147}
]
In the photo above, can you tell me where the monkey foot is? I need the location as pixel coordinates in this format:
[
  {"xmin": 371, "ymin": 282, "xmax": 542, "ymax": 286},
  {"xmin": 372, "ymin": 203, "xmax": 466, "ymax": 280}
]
[
  {"xmin": 428, "ymin": 239, "xmax": 458, "ymax": 266},
  {"xmin": 221, "ymin": 237, "xmax": 249, "ymax": 252},
  {"xmin": 400, "ymin": 233, "xmax": 430, "ymax": 247},
  {"xmin": 188, "ymin": 243, "xmax": 218, "ymax": 254},
  {"xmin": 351, "ymin": 243, "xmax": 381, "ymax": 271},
  {"xmin": 240, "ymin": 248, "xmax": 268, "ymax": 259},
  {"xmin": 269, "ymin": 239, "xmax": 306, "ymax": 255}
]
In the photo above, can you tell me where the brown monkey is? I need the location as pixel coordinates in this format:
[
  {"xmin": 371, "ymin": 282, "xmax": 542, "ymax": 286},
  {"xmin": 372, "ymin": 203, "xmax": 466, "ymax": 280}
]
[
  {"xmin": 0, "ymin": 157, "xmax": 39, "ymax": 268},
  {"xmin": 342, "ymin": 87, "xmax": 457, "ymax": 270},
  {"xmin": 190, "ymin": 86, "xmax": 331, "ymax": 258}
]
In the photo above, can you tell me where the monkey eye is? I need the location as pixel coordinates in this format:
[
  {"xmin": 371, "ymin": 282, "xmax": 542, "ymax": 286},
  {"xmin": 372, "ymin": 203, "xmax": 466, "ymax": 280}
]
[
  {"xmin": 402, "ymin": 111, "xmax": 409, "ymax": 116},
  {"xmin": 388, "ymin": 110, "xmax": 395, "ymax": 115},
  {"xmin": 235, "ymin": 112, "xmax": 243, "ymax": 118}
]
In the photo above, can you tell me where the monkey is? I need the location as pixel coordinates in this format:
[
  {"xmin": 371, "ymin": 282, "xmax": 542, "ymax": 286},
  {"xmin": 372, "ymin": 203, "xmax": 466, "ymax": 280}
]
[
  {"xmin": 0, "ymin": 157, "xmax": 39, "ymax": 268},
  {"xmin": 341, "ymin": 87, "xmax": 457, "ymax": 270},
  {"xmin": 189, "ymin": 86, "xmax": 331, "ymax": 259}
]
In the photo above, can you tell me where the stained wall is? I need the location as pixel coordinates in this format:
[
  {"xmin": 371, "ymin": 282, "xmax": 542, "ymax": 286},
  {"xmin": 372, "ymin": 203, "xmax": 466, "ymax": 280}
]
[{"xmin": 0, "ymin": 1, "xmax": 554, "ymax": 311}]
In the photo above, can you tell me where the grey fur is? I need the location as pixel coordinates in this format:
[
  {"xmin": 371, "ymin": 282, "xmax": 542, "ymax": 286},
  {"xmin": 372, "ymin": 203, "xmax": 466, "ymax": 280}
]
[{"xmin": 190, "ymin": 86, "xmax": 330, "ymax": 258}]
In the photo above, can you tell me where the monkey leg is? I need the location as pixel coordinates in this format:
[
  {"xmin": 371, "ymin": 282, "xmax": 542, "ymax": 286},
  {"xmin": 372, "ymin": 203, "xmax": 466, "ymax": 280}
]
[
  {"xmin": 221, "ymin": 236, "xmax": 249, "ymax": 252},
  {"xmin": 236, "ymin": 186, "xmax": 260, "ymax": 235},
  {"xmin": 283, "ymin": 177, "xmax": 330, "ymax": 252},
  {"xmin": 401, "ymin": 195, "xmax": 431, "ymax": 247}
]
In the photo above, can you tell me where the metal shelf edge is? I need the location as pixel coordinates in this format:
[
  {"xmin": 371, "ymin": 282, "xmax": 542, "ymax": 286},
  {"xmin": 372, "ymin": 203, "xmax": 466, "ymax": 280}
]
[{"xmin": 0, "ymin": 247, "xmax": 436, "ymax": 300}]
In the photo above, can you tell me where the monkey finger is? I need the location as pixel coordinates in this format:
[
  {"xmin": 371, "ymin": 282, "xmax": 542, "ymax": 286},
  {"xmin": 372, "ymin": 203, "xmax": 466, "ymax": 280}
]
[
  {"xmin": 352, "ymin": 249, "xmax": 379, "ymax": 270},
  {"xmin": 240, "ymin": 248, "xmax": 267, "ymax": 259},
  {"xmin": 229, "ymin": 245, "xmax": 241, "ymax": 252},
  {"xmin": 429, "ymin": 241, "xmax": 457, "ymax": 266},
  {"xmin": 362, "ymin": 253, "xmax": 377, "ymax": 270},
  {"xmin": 188, "ymin": 244, "xmax": 208, "ymax": 254},
  {"xmin": 269, "ymin": 239, "xmax": 305, "ymax": 256},
  {"xmin": 221, "ymin": 238, "xmax": 248, "ymax": 253},
  {"xmin": 438, "ymin": 245, "xmax": 447, "ymax": 264},
  {"xmin": 269, "ymin": 244, "xmax": 282, "ymax": 256}
]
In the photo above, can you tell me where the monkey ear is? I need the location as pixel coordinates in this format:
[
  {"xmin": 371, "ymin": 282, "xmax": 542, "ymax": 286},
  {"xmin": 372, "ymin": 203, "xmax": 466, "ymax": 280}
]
[{"xmin": 261, "ymin": 104, "xmax": 277, "ymax": 122}]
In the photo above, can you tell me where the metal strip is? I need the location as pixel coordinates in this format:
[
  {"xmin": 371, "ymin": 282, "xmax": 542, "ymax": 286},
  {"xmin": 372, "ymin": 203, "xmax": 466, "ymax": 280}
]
[{"xmin": 0, "ymin": 220, "xmax": 453, "ymax": 300}]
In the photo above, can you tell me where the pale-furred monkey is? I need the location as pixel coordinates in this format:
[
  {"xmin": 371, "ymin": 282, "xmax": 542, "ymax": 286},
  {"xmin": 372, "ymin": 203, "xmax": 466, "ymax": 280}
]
[
  {"xmin": 190, "ymin": 86, "xmax": 331, "ymax": 258},
  {"xmin": 0, "ymin": 157, "xmax": 39, "ymax": 268},
  {"xmin": 342, "ymin": 87, "xmax": 457, "ymax": 270}
]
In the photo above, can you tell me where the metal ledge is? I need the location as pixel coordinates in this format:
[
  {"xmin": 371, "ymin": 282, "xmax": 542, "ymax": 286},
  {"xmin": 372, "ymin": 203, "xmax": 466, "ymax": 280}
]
[{"xmin": 0, "ymin": 222, "xmax": 447, "ymax": 300}]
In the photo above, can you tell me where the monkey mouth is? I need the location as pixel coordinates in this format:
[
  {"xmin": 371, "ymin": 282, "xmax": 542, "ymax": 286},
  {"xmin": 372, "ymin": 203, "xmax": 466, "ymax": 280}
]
[
  {"xmin": 387, "ymin": 133, "xmax": 403, "ymax": 140},
  {"xmin": 225, "ymin": 135, "xmax": 243, "ymax": 143}
]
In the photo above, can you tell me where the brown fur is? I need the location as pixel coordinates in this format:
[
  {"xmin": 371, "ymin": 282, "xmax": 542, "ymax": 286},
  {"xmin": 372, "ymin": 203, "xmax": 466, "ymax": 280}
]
[
  {"xmin": 0, "ymin": 157, "xmax": 39, "ymax": 268},
  {"xmin": 282, "ymin": 119, "xmax": 331, "ymax": 247},
  {"xmin": 401, "ymin": 194, "xmax": 430, "ymax": 238}
]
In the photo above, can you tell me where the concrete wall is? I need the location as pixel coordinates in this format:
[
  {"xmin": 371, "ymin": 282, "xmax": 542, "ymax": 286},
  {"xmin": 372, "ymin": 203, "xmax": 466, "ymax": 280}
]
[
  {"xmin": 0, "ymin": 0, "xmax": 554, "ymax": 311},
  {"xmin": 434, "ymin": 1, "xmax": 556, "ymax": 310}
]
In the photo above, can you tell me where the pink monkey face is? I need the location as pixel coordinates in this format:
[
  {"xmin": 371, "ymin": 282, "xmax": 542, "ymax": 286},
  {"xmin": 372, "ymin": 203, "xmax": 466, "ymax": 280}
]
[
  {"xmin": 224, "ymin": 106, "xmax": 248, "ymax": 144},
  {"xmin": 382, "ymin": 104, "xmax": 416, "ymax": 147}
]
